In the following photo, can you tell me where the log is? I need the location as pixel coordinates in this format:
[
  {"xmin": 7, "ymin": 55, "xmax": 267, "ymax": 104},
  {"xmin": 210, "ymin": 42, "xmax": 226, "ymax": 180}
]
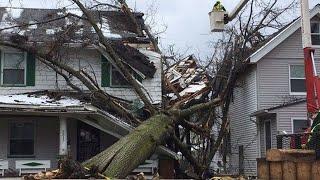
[
  {"xmin": 82, "ymin": 114, "xmax": 174, "ymax": 178},
  {"xmin": 266, "ymin": 149, "xmax": 315, "ymax": 162},
  {"xmin": 312, "ymin": 160, "xmax": 320, "ymax": 179},
  {"xmin": 269, "ymin": 162, "xmax": 282, "ymax": 180},
  {"xmin": 282, "ymin": 161, "xmax": 296, "ymax": 180},
  {"xmin": 297, "ymin": 162, "xmax": 312, "ymax": 180},
  {"xmin": 257, "ymin": 158, "xmax": 269, "ymax": 180}
]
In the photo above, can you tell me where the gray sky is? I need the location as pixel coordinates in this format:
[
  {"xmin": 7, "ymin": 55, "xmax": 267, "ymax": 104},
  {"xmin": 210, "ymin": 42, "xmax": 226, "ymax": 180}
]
[{"xmin": 0, "ymin": 0, "xmax": 319, "ymax": 59}]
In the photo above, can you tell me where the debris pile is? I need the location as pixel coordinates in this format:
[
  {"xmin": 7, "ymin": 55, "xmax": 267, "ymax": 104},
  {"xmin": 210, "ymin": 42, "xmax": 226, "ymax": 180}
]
[
  {"xmin": 164, "ymin": 55, "xmax": 210, "ymax": 105},
  {"xmin": 0, "ymin": 94, "xmax": 82, "ymax": 107},
  {"xmin": 23, "ymin": 157, "xmax": 102, "ymax": 180}
]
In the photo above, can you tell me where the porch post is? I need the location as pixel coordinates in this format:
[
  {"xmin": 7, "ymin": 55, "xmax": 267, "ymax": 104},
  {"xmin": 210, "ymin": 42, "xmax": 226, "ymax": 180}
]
[{"xmin": 59, "ymin": 116, "xmax": 68, "ymax": 156}]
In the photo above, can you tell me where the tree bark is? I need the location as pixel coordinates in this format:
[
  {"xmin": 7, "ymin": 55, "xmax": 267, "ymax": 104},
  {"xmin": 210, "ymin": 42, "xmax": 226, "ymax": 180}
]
[{"xmin": 82, "ymin": 114, "xmax": 174, "ymax": 178}]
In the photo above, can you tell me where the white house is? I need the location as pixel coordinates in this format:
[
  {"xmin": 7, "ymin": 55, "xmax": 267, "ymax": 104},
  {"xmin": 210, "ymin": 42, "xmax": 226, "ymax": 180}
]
[{"xmin": 0, "ymin": 7, "xmax": 175, "ymax": 176}]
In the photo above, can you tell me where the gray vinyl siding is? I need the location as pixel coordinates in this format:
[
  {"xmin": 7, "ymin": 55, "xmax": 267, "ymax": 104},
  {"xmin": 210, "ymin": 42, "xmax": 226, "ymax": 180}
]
[
  {"xmin": 229, "ymin": 65, "xmax": 258, "ymax": 175},
  {"xmin": 258, "ymin": 29, "xmax": 320, "ymax": 110},
  {"xmin": 270, "ymin": 102, "xmax": 307, "ymax": 135},
  {"xmin": 229, "ymin": 18, "xmax": 320, "ymax": 175},
  {"xmin": 255, "ymin": 28, "xmax": 320, "ymax": 159},
  {"xmin": 0, "ymin": 117, "xmax": 116, "ymax": 169}
]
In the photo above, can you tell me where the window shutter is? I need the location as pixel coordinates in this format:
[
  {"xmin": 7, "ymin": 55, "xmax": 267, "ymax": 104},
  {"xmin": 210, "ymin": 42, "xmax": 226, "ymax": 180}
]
[
  {"xmin": 26, "ymin": 53, "xmax": 36, "ymax": 86},
  {"xmin": 101, "ymin": 55, "xmax": 110, "ymax": 87}
]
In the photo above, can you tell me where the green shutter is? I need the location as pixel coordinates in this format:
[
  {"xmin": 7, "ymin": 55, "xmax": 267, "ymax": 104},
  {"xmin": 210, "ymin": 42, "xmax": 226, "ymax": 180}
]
[
  {"xmin": 101, "ymin": 55, "xmax": 110, "ymax": 87},
  {"xmin": 26, "ymin": 53, "xmax": 36, "ymax": 86}
]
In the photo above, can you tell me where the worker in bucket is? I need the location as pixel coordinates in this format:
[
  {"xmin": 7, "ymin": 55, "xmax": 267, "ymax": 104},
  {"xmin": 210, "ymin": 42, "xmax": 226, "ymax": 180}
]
[{"xmin": 213, "ymin": 1, "xmax": 226, "ymax": 12}]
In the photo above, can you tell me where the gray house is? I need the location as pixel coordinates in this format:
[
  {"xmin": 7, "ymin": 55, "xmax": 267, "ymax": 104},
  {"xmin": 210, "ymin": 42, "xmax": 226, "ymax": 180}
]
[
  {"xmin": 229, "ymin": 4, "xmax": 320, "ymax": 175},
  {"xmin": 0, "ymin": 7, "xmax": 174, "ymax": 176}
]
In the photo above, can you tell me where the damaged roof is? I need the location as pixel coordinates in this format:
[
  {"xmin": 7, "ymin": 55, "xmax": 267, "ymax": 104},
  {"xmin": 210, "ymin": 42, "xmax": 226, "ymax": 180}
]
[
  {"xmin": 110, "ymin": 41, "xmax": 156, "ymax": 77},
  {"xmin": 165, "ymin": 55, "xmax": 210, "ymax": 105},
  {"xmin": 0, "ymin": 7, "xmax": 157, "ymax": 78},
  {"xmin": 0, "ymin": 7, "xmax": 145, "ymax": 41}
]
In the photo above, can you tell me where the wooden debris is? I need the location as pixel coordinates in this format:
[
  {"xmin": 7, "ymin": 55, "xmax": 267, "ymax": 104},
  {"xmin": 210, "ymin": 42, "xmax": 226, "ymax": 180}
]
[{"xmin": 23, "ymin": 157, "xmax": 102, "ymax": 179}]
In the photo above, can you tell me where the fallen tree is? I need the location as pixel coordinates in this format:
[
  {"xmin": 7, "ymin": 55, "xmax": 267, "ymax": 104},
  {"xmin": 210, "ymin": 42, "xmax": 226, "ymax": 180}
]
[{"xmin": 0, "ymin": 0, "xmax": 298, "ymax": 178}]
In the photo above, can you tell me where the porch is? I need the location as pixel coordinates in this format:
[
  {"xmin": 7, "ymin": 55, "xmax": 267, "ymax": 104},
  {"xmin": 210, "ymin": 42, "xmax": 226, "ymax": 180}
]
[
  {"xmin": 0, "ymin": 115, "xmax": 118, "ymax": 172},
  {"xmin": 0, "ymin": 94, "xmax": 177, "ymax": 177}
]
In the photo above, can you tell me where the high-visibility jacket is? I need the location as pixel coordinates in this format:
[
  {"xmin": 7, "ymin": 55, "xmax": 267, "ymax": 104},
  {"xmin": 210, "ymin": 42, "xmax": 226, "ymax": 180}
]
[{"xmin": 213, "ymin": 3, "xmax": 226, "ymax": 12}]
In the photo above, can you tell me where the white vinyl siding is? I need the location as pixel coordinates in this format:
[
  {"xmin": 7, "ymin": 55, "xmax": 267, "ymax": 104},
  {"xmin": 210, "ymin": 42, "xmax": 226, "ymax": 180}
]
[{"xmin": 0, "ymin": 49, "xmax": 162, "ymax": 104}]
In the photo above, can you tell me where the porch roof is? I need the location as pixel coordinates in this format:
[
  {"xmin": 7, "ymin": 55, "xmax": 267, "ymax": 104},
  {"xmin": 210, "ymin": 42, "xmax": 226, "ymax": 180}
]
[
  {"xmin": 250, "ymin": 98, "xmax": 306, "ymax": 117},
  {"xmin": 0, "ymin": 94, "xmax": 179, "ymax": 160}
]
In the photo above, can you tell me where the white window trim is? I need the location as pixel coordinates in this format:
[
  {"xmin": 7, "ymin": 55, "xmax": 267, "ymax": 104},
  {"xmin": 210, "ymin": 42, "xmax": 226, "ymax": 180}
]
[
  {"xmin": 291, "ymin": 117, "xmax": 308, "ymax": 134},
  {"xmin": 288, "ymin": 64, "xmax": 306, "ymax": 96},
  {"xmin": 8, "ymin": 120, "xmax": 36, "ymax": 157},
  {"xmin": 264, "ymin": 120, "xmax": 272, "ymax": 151},
  {"xmin": 0, "ymin": 51, "xmax": 27, "ymax": 86}
]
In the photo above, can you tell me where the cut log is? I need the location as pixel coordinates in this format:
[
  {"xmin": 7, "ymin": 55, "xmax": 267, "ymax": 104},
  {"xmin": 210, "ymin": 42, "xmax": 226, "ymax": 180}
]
[
  {"xmin": 266, "ymin": 149, "xmax": 315, "ymax": 162},
  {"xmin": 282, "ymin": 161, "xmax": 296, "ymax": 180},
  {"xmin": 312, "ymin": 160, "xmax": 320, "ymax": 179},
  {"xmin": 269, "ymin": 162, "xmax": 282, "ymax": 180},
  {"xmin": 257, "ymin": 158, "xmax": 269, "ymax": 180},
  {"xmin": 297, "ymin": 162, "xmax": 312, "ymax": 180}
]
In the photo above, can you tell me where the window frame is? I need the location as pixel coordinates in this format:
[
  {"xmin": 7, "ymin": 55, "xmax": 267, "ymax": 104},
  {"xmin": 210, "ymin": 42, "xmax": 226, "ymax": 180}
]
[
  {"xmin": 1, "ymin": 51, "xmax": 27, "ymax": 87},
  {"xmin": 109, "ymin": 66, "xmax": 131, "ymax": 88},
  {"xmin": 8, "ymin": 120, "xmax": 36, "ymax": 158},
  {"xmin": 291, "ymin": 117, "xmax": 309, "ymax": 134},
  {"xmin": 311, "ymin": 21, "xmax": 320, "ymax": 47},
  {"xmin": 289, "ymin": 64, "xmax": 306, "ymax": 96}
]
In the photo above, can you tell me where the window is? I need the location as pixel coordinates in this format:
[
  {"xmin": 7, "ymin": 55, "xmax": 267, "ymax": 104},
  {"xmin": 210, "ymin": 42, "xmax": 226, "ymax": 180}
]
[
  {"xmin": 9, "ymin": 122, "xmax": 35, "ymax": 156},
  {"xmin": 101, "ymin": 55, "xmax": 143, "ymax": 87},
  {"xmin": 292, "ymin": 119, "xmax": 309, "ymax": 133},
  {"xmin": 289, "ymin": 65, "xmax": 306, "ymax": 94},
  {"xmin": 110, "ymin": 66, "xmax": 130, "ymax": 87},
  {"xmin": 1, "ymin": 52, "xmax": 26, "ymax": 85},
  {"xmin": 311, "ymin": 22, "xmax": 320, "ymax": 45}
]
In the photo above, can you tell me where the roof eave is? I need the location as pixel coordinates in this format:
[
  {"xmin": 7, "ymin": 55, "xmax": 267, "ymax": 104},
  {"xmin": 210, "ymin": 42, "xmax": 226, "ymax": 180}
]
[{"xmin": 249, "ymin": 5, "xmax": 320, "ymax": 64}]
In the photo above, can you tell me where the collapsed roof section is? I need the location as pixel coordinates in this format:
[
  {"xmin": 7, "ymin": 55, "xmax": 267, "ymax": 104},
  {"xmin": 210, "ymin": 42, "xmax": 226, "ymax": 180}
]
[{"xmin": 165, "ymin": 55, "xmax": 210, "ymax": 105}]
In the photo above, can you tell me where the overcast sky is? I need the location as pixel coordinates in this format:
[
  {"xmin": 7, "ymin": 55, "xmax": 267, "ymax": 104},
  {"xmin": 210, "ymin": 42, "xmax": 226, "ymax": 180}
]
[{"xmin": 0, "ymin": 0, "xmax": 319, "ymax": 59}]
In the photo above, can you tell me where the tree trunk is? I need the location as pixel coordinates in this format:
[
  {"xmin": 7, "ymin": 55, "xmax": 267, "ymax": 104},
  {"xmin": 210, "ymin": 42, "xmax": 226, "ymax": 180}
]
[{"xmin": 82, "ymin": 114, "xmax": 174, "ymax": 178}]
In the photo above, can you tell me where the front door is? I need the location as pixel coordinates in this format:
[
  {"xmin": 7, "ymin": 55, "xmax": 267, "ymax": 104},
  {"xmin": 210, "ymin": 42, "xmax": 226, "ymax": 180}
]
[
  {"xmin": 77, "ymin": 121, "xmax": 100, "ymax": 162},
  {"xmin": 265, "ymin": 121, "xmax": 272, "ymax": 150}
]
